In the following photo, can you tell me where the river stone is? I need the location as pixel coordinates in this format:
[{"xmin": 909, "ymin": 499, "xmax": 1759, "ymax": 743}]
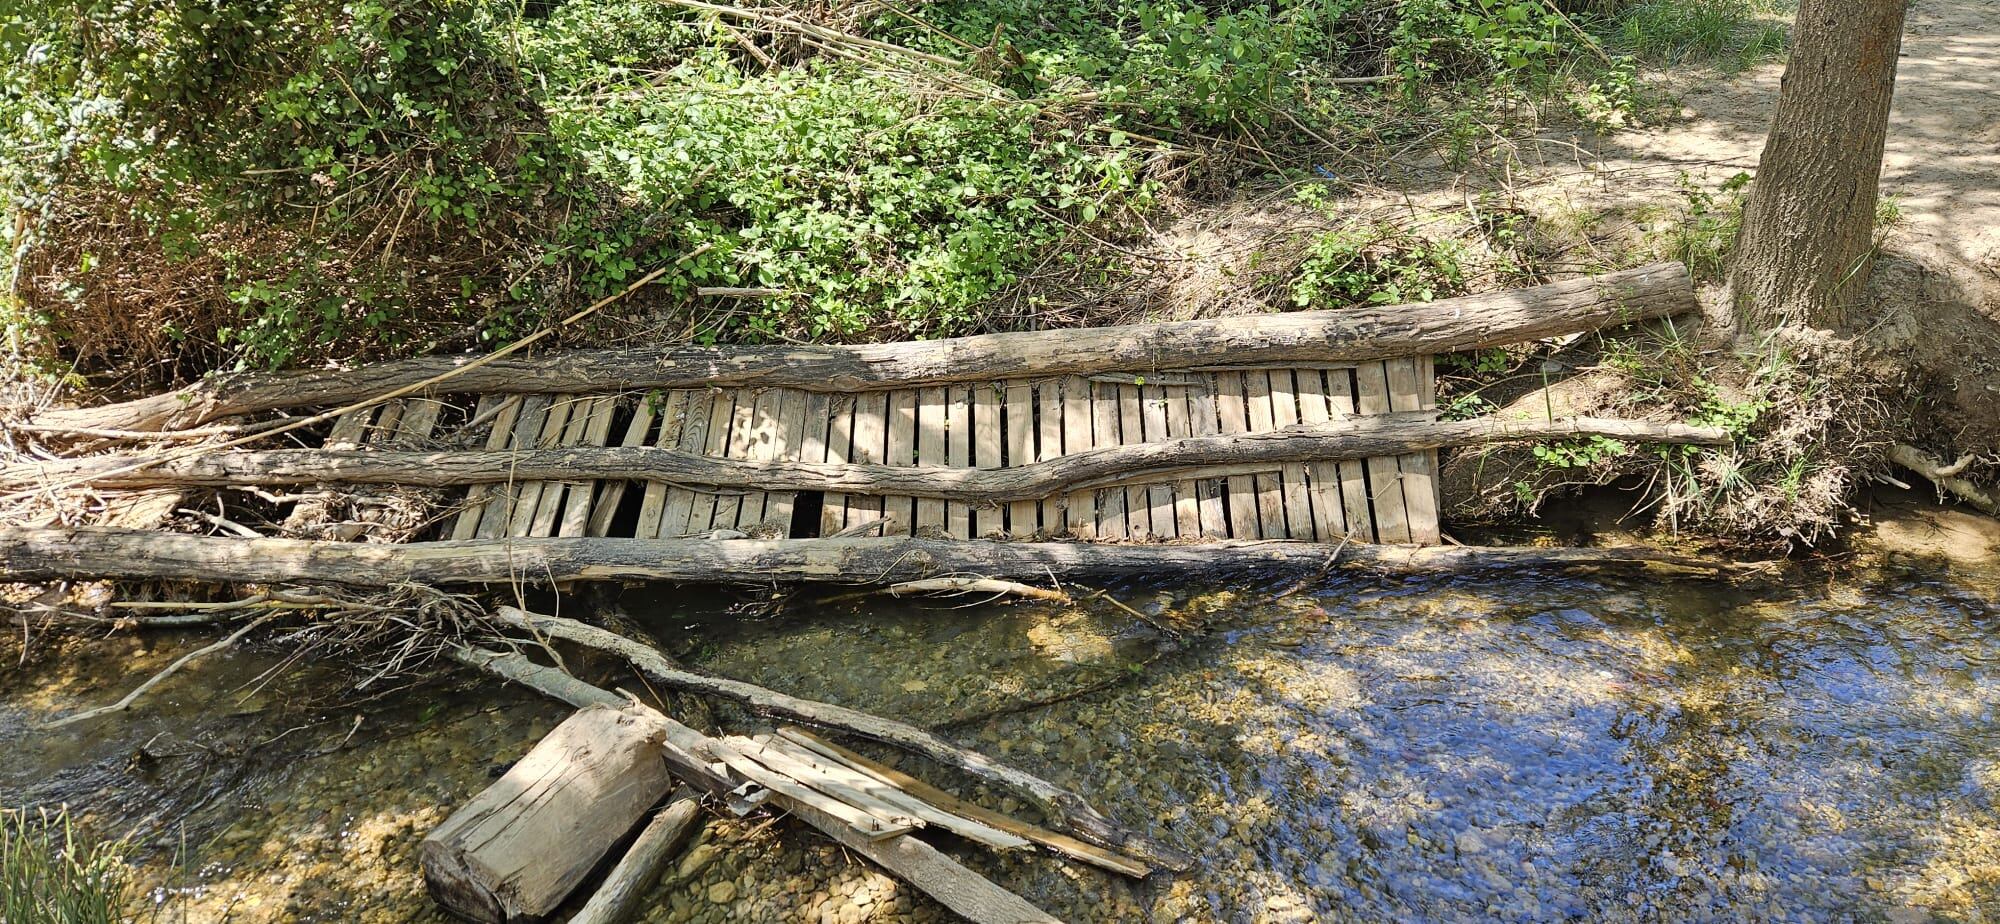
[{"xmin": 708, "ymin": 880, "xmax": 737, "ymax": 903}]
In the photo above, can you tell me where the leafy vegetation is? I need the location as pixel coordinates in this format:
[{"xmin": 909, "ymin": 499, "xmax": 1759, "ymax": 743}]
[{"xmin": 2, "ymin": 0, "xmax": 1787, "ymax": 384}]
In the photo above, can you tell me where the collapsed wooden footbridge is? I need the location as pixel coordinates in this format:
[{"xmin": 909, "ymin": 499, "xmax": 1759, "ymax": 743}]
[
  {"xmin": 4, "ymin": 261, "xmax": 1723, "ymax": 587},
  {"xmin": 1, "ymin": 262, "xmax": 1741, "ymax": 924}
]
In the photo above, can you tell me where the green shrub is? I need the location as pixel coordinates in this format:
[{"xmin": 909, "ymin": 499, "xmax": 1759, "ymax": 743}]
[{"xmin": 1291, "ymin": 225, "xmax": 1469, "ymax": 307}]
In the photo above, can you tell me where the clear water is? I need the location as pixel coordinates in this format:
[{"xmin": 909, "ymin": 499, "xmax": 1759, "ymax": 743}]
[{"xmin": 4, "ymin": 562, "xmax": 1997, "ymax": 922}]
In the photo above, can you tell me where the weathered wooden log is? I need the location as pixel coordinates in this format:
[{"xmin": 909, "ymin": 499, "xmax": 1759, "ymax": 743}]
[
  {"xmin": 0, "ymin": 529, "xmax": 1768, "ymax": 588},
  {"xmin": 488, "ymin": 606, "xmax": 1167, "ymax": 873},
  {"xmin": 1, "ymin": 414, "xmax": 1730, "ymax": 496},
  {"xmin": 420, "ymin": 703, "xmax": 675, "ymax": 923},
  {"xmin": 31, "ymin": 262, "xmax": 1693, "ymax": 432},
  {"xmin": 452, "ymin": 648, "xmax": 1065, "ymax": 924},
  {"xmin": 569, "ymin": 790, "xmax": 704, "ymax": 924}
]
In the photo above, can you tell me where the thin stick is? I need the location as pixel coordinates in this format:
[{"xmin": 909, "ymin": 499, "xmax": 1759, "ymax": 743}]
[{"xmin": 43, "ymin": 614, "xmax": 274, "ymax": 728}]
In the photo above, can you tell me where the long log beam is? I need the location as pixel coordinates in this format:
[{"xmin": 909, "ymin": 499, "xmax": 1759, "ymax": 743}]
[
  {"xmin": 1, "ymin": 415, "xmax": 1728, "ymax": 496},
  {"xmin": 0, "ymin": 529, "xmax": 1763, "ymax": 587},
  {"xmin": 30, "ymin": 262, "xmax": 1694, "ymax": 432}
]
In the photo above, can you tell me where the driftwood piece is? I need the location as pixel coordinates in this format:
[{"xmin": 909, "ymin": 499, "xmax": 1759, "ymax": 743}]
[
  {"xmin": 750, "ymin": 733, "xmax": 1032, "ymax": 851},
  {"xmin": 887, "ymin": 577, "xmax": 1072, "ymax": 602},
  {"xmin": 569, "ymin": 789, "xmax": 704, "ymax": 924},
  {"xmin": 0, "ymin": 529, "xmax": 1769, "ymax": 588},
  {"xmin": 486, "ymin": 606, "xmax": 1176, "ymax": 871},
  {"xmin": 32, "ymin": 263, "xmax": 1694, "ymax": 433},
  {"xmin": 0, "ymin": 415, "xmax": 1731, "ymax": 496},
  {"xmin": 452, "ymin": 648, "xmax": 1064, "ymax": 924},
  {"xmin": 420, "ymin": 703, "xmax": 675, "ymax": 923}
]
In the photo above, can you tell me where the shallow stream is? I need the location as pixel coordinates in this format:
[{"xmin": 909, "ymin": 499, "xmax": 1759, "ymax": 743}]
[{"xmin": 4, "ymin": 556, "xmax": 1998, "ymax": 922}]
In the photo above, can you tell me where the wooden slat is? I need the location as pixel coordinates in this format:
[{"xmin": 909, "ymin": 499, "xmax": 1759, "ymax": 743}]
[
  {"xmin": 1055, "ymin": 378, "xmax": 1091, "ymax": 537},
  {"xmin": 451, "ymin": 396, "xmax": 520, "ymax": 540},
  {"xmin": 1243, "ymin": 373, "xmax": 1286, "ymax": 539},
  {"xmin": 1387, "ymin": 356, "xmax": 1441, "ymax": 544},
  {"xmin": 325, "ymin": 407, "xmax": 373, "ymax": 448},
  {"xmin": 525, "ymin": 397, "xmax": 594, "ymax": 538},
  {"xmin": 1005, "ymin": 383, "xmax": 1037, "ymax": 538},
  {"xmin": 639, "ymin": 392, "xmax": 691, "ymax": 539},
  {"xmin": 1162, "ymin": 385, "xmax": 1199, "ymax": 539},
  {"xmin": 796, "ymin": 391, "xmax": 832, "ymax": 537},
  {"xmin": 482, "ymin": 396, "xmax": 552, "ymax": 538},
  {"xmin": 729, "ymin": 737, "xmax": 924, "ymax": 830},
  {"xmin": 370, "ymin": 402, "xmax": 404, "ymax": 441},
  {"xmin": 944, "ymin": 386, "xmax": 971, "ymax": 540},
  {"xmin": 558, "ymin": 397, "xmax": 618, "ymax": 538},
  {"xmin": 1212, "ymin": 373, "xmax": 1257, "ymax": 538},
  {"xmin": 732, "ymin": 388, "xmax": 785, "ymax": 531},
  {"xmin": 763, "ymin": 388, "xmax": 810, "ymax": 537},
  {"xmin": 1355, "ymin": 361, "xmax": 1411, "ymax": 543},
  {"xmin": 819, "ymin": 394, "xmax": 856, "ymax": 536},
  {"xmin": 848, "ymin": 392, "xmax": 889, "ymax": 531},
  {"xmin": 1267, "ymin": 372, "xmax": 1316, "ymax": 540},
  {"xmin": 1326, "ymin": 370, "xmax": 1375, "ymax": 542},
  {"xmin": 972, "ymin": 385, "xmax": 1003, "ymax": 539},
  {"xmin": 758, "ymin": 733, "xmax": 1030, "ymax": 851},
  {"xmin": 1090, "ymin": 380, "xmax": 1126, "ymax": 540},
  {"xmin": 589, "ymin": 395, "xmax": 661, "ymax": 537},
  {"xmin": 391, "ymin": 398, "xmax": 443, "ymax": 446},
  {"xmin": 881, "ymin": 389, "xmax": 918, "ymax": 537},
  {"xmin": 705, "ymin": 739, "xmax": 910, "ymax": 839},
  {"xmin": 1118, "ymin": 384, "xmax": 1149, "ymax": 538},
  {"xmin": 1294, "ymin": 370, "xmax": 1348, "ymax": 542},
  {"xmin": 506, "ymin": 397, "xmax": 575, "ymax": 536},
  {"xmin": 710, "ymin": 389, "xmax": 756, "ymax": 530},
  {"xmin": 1187, "ymin": 381, "xmax": 1228, "ymax": 538},
  {"xmin": 1140, "ymin": 385, "xmax": 1176, "ymax": 538},
  {"xmin": 683, "ymin": 390, "xmax": 736, "ymax": 536},
  {"xmin": 914, "ymin": 387, "xmax": 947, "ymax": 535}
]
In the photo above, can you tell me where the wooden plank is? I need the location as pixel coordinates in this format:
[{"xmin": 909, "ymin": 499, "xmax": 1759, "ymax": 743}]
[
  {"xmin": 881, "ymin": 389, "xmax": 918, "ymax": 537},
  {"xmin": 452, "ymin": 396, "xmax": 519, "ymax": 541},
  {"xmin": 1294, "ymin": 370, "xmax": 1347, "ymax": 542},
  {"xmin": 1161, "ymin": 385, "xmax": 1199, "ymax": 539},
  {"xmin": 325, "ymin": 406, "xmax": 373, "ymax": 448},
  {"xmin": 506, "ymin": 397, "xmax": 575, "ymax": 537},
  {"xmin": 1387, "ymin": 356, "xmax": 1441, "ymax": 544},
  {"xmin": 758, "ymin": 733, "xmax": 1031, "ymax": 851},
  {"xmin": 710, "ymin": 389, "xmax": 757, "ymax": 530},
  {"xmin": 1090, "ymin": 380, "xmax": 1126, "ymax": 539},
  {"xmin": 1140, "ymin": 385, "xmax": 1175, "ymax": 538},
  {"xmin": 729, "ymin": 736, "xmax": 925, "ymax": 830},
  {"xmin": 1326, "ymin": 371, "xmax": 1375, "ymax": 542},
  {"xmin": 1005, "ymin": 383, "xmax": 1037, "ymax": 538},
  {"xmin": 638, "ymin": 392, "xmax": 691, "ymax": 539},
  {"xmin": 1187, "ymin": 382, "xmax": 1228, "ymax": 538},
  {"xmin": 848, "ymin": 392, "xmax": 889, "ymax": 531},
  {"xmin": 730, "ymin": 388, "xmax": 783, "ymax": 531},
  {"xmin": 1243, "ymin": 373, "xmax": 1286, "ymax": 539},
  {"xmin": 973, "ymin": 385, "xmax": 1003, "ymax": 538},
  {"xmin": 705, "ymin": 739, "xmax": 911, "ymax": 840},
  {"xmin": 482, "ymin": 396, "xmax": 552, "ymax": 539},
  {"xmin": 915, "ymin": 386, "xmax": 947, "ymax": 535},
  {"xmin": 1059, "ymin": 376, "xmax": 1095, "ymax": 538},
  {"xmin": 1042, "ymin": 381, "xmax": 1071, "ymax": 535},
  {"xmin": 820, "ymin": 394, "xmax": 856, "ymax": 536},
  {"xmin": 945, "ymin": 386, "xmax": 972, "ymax": 540},
  {"xmin": 558, "ymin": 397, "xmax": 618, "ymax": 538},
  {"xmin": 684, "ymin": 390, "xmax": 736, "ymax": 536},
  {"xmin": 370, "ymin": 402, "xmax": 404, "ymax": 441},
  {"xmin": 1355, "ymin": 361, "xmax": 1411, "ymax": 543},
  {"xmin": 1267, "ymin": 372, "xmax": 1316, "ymax": 540},
  {"xmin": 1212, "ymin": 373, "xmax": 1258, "ymax": 538},
  {"xmin": 392, "ymin": 398, "xmax": 443, "ymax": 446},
  {"xmin": 526, "ymin": 397, "xmax": 594, "ymax": 538},
  {"xmin": 1117, "ymin": 384, "xmax": 1149, "ymax": 538},
  {"xmin": 588, "ymin": 395, "xmax": 661, "ymax": 537},
  {"xmin": 797, "ymin": 391, "xmax": 833, "ymax": 537},
  {"xmin": 763, "ymin": 388, "xmax": 810, "ymax": 537}
]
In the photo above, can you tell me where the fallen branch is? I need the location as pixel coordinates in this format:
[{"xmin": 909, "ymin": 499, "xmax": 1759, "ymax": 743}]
[
  {"xmin": 0, "ymin": 529, "xmax": 1773, "ymax": 588},
  {"xmin": 568, "ymin": 790, "xmax": 703, "ymax": 924},
  {"xmin": 3, "ymin": 414, "xmax": 1731, "ymax": 496},
  {"xmin": 488, "ymin": 606, "xmax": 1174, "ymax": 872},
  {"xmin": 1890, "ymin": 444, "xmax": 1998, "ymax": 515},
  {"xmin": 450, "ymin": 647, "xmax": 1065, "ymax": 924},
  {"xmin": 887, "ymin": 577, "xmax": 1072, "ymax": 603},
  {"xmin": 42, "ymin": 614, "xmax": 274, "ymax": 727},
  {"xmin": 31, "ymin": 262, "xmax": 1694, "ymax": 433}
]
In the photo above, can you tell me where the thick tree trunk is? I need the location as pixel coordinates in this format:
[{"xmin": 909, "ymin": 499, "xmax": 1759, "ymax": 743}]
[
  {"xmin": 4, "ymin": 415, "xmax": 1728, "ymax": 496},
  {"xmin": 1731, "ymin": 0, "xmax": 1908, "ymax": 332},
  {"xmin": 0, "ymin": 528, "xmax": 1763, "ymax": 587},
  {"xmin": 30, "ymin": 263, "xmax": 1692, "ymax": 432}
]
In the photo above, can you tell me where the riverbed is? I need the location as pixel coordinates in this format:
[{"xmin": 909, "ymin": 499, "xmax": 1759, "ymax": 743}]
[{"xmin": 4, "ymin": 543, "xmax": 1997, "ymax": 922}]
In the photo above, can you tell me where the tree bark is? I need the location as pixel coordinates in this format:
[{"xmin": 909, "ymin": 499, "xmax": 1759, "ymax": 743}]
[
  {"xmin": 4, "ymin": 415, "xmax": 1729, "ymax": 496},
  {"xmin": 1731, "ymin": 0, "xmax": 1908, "ymax": 332},
  {"xmin": 31, "ymin": 263, "xmax": 1693, "ymax": 432},
  {"xmin": 0, "ymin": 528, "xmax": 1764, "ymax": 587}
]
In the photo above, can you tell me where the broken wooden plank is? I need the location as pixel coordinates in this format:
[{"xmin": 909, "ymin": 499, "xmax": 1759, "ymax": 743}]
[
  {"xmin": 763, "ymin": 388, "xmax": 810, "ymax": 537},
  {"xmin": 477, "ymin": 396, "xmax": 551, "ymax": 539},
  {"xmin": 706, "ymin": 737, "xmax": 913, "ymax": 839},
  {"xmin": 588, "ymin": 395, "xmax": 660, "ymax": 537},
  {"xmin": 639, "ymin": 391, "xmax": 693, "ymax": 539},
  {"xmin": 755, "ymin": 732, "xmax": 1031, "ymax": 852},
  {"xmin": 820, "ymin": 394, "xmax": 857, "ymax": 536}
]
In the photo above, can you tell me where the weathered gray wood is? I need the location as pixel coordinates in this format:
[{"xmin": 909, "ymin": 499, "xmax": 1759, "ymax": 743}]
[
  {"xmin": 569, "ymin": 790, "xmax": 703, "ymax": 924},
  {"xmin": 37, "ymin": 263, "xmax": 1694, "ymax": 432},
  {"xmin": 3, "ymin": 417, "xmax": 1730, "ymax": 506},
  {"xmin": 1, "ymin": 528, "xmax": 1766, "ymax": 590},
  {"xmin": 420, "ymin": 704, "xmax": 674, "ymax": 923}
]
